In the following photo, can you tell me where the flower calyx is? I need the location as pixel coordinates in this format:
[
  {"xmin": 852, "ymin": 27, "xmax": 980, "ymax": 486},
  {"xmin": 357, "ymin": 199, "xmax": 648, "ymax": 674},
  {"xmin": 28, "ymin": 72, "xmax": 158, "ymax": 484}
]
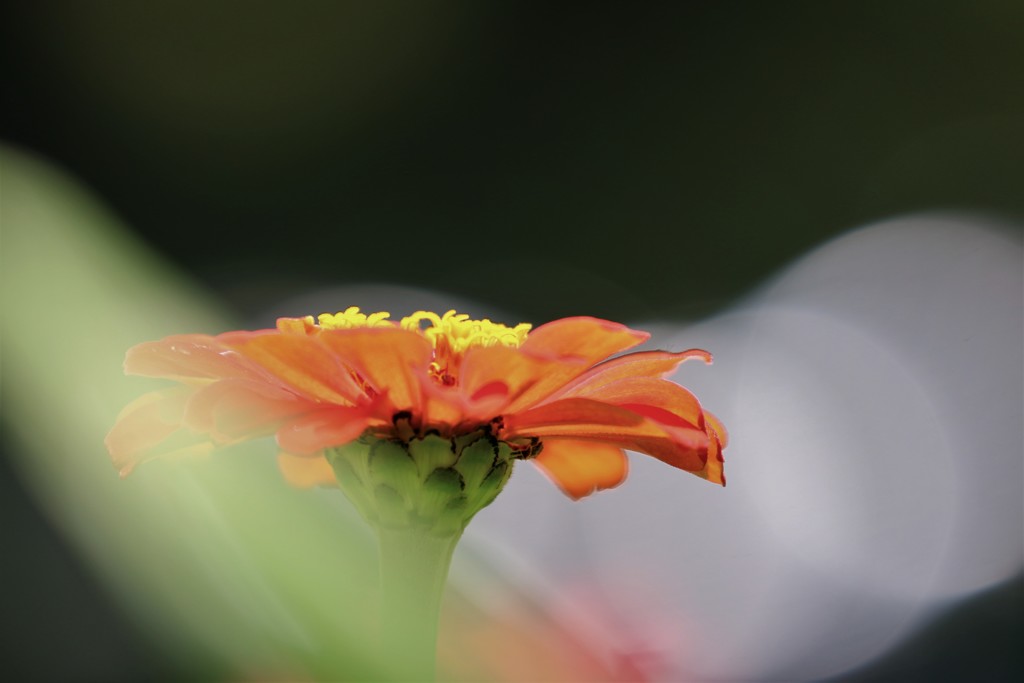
[{"xmin": 326, "ymin": 429, "xmax": 541, "ymax": 537}]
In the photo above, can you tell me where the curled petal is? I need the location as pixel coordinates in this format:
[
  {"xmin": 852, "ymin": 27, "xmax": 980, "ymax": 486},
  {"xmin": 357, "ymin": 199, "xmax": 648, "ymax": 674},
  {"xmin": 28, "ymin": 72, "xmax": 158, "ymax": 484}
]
[
  {"xmin": 533, "ymin": 439, "xmax": 628, "ymax": 500},
  {"xmin": 693, "ymin": 427, "xmax": 726, "ymax": 486},
  {"xmin": 521, "ymin": 316, "xmax": 649, "ymax": 361},
  {"xmin": 505, "ymin": 397, "xmax": 709, "ymax": 472},
  {"xmin": 462, "ymin": 317, "xmax": 653, "ymax": 413},
  {"xmin": 552, "ymin": 349, "xmax": 711, "ymax": 400},
  {"xmin": 277, "ymin": 451, "xmax": 337, "ymax": 488},
  {"xmin": 704, "ymin": 409, "xmax": 729, "ymax": 448},
  {"xmin": 567, "ymin": 377, "xmax": 704, "ymax": 429},
  {"xmin": 693, "ymin": 409, "xmax": 727, "ymax": 486}
]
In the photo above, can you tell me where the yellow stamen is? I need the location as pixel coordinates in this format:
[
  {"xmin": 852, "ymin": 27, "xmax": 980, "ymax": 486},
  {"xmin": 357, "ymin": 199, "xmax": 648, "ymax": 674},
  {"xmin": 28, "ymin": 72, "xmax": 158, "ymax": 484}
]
[
  {"xmin": 317, "ymin": 306, "xmax": 394, "ymax": 330},
  {"xmin": 401, "ymin": 309, "xmax": 531, "ymax": 385},
  {"xmin": 400, "ymin": 309, "xmax": 531, "ymax": 354},
  {"xmin": 308, "ymin": 307, "xmax": 530, "ymax": 385}
]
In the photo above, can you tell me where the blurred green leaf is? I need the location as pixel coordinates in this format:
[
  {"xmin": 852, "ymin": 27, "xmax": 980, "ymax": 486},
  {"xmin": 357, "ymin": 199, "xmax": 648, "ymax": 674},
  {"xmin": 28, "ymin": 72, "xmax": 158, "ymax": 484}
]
[{"xmin": 1, "ymin": 146, "xmax": 383, "ymax": 680}]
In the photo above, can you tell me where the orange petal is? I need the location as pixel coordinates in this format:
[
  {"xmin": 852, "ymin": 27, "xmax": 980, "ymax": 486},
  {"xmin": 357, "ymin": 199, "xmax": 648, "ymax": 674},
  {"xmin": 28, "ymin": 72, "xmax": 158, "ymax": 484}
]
[
  {"xmin": 418, "ymin": 378, "xmax": 508, "ymax": 431},
  {"xmin": 216, "ymin": 328, "xmax": 278, "ymax": 345},
  {"xmin": 182, "ymin": 378, "xmax": 313, "ymax": 442},
  {"xmin": 105, "ymin": 388, "xmax": 190, "ymax": 475},
  {"xmin": 533, "ymin": 439, "xmax": 628, "ymax": 500},
  {"xmin": 419, "ymin": 382, "xmax": 469, "ymax": 430},
  {"xmin": 275, "ymin": 316, "xmax": 318, "ymax": 335},
  {"xmin": 275, "ymin": 406, "xmax": 375, "ymax": 455},
  {"xmin": 318, "ymin": 328, "xmax": 433, "ymax": 414},
  {"xmin": 551, "ymin": 349, "xmax": 711, "ymax": 400},
  {"xmin": 125, "ymin": 334, "xmax": 272, "ymax": 383},
  {"xmin": 504, "ymin": 397, "xmax": 709, "ymax": 472},
  {"xmin": 693, "ymin": 409, "xmax": 727, "ymax": 486},
  {"xmin": 566, "ymin": 377, "xmax": 704, "ymax": 429},
  {"xmin": 460, "ymin": 318, "xmax": 652, "ymax": 414},
  {"xmin": 703, "ymin": 409, "xmax": 729, "ymax": 448},
  {"xmin": 459, "ymin": 345, "xmax": 589, "ymax": 417},
  {"xmin": 521, "ymin": 317, "xmax": 649, "ymax": 362},
  {"xmin": 234, "ymin": 332, "xmax": 365, "ymax": 405},
  {"xmin": 693, "ymin": 428, "xmax": 726, "ymax": 486},
  {"xmin": 277, "ymin": 451, "xmax": 338, "ymax": 488}
]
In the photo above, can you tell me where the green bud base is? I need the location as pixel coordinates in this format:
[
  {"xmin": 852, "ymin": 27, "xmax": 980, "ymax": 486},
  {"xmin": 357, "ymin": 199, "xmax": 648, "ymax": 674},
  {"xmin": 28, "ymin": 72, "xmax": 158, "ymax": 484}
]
[
  {"xmin": 325, "ymin": 431, "xmax": 529, "ymax": 681},
  {"xmin": 326, "ymin": 431, "xmax": 519, "ymax": 537}
]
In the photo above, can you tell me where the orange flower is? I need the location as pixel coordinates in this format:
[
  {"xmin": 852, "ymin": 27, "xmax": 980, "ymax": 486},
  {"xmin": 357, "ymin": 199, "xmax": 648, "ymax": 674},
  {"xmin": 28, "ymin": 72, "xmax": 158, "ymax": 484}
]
[{"xmin": 106, "ymin": 308, "xmax": 726, "ymax": 499}]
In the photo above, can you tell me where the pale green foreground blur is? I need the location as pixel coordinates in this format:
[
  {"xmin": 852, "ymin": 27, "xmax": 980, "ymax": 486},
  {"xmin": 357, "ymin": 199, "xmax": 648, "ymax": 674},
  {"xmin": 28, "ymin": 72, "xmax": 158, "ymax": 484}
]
[{"xmin": 1, "ymin": 146, "xmax": 388, "ymax": 681}]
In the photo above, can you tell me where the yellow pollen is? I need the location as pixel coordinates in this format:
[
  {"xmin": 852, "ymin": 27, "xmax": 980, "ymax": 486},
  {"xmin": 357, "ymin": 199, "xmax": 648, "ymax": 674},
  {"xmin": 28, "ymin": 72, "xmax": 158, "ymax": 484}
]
[
  {"xmin": 402, "ymin": 310, "xmax": 531, "ymax": 385},
  {"xmin": 317, "ymin": 306, "xmax": 394, "ymax": 330},
  {"xmin": 308, "ymin": 307, "xmax": 530, "ymax": 384},
  {"xmin": 400, "ymin": 309, "xmax": 531, "ymax": 355}
]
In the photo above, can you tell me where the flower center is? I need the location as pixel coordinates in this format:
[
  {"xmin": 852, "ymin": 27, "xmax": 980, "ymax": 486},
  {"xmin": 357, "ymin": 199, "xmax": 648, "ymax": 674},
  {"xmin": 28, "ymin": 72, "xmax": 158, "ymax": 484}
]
[
  {"xmin": 312, "ymin": 307, "xmax": 531, "ymax": 386},
  {"xmin": 402, "ymin": 310, "xmax": 531, "ymax": 385}
]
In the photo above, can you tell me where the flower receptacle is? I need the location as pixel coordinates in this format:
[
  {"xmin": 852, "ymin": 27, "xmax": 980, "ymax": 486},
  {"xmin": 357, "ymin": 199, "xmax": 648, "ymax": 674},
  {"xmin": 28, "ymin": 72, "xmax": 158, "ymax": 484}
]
[{"xmin": 326, "ymin": 431, "xmax": 528, "ymax": 537}]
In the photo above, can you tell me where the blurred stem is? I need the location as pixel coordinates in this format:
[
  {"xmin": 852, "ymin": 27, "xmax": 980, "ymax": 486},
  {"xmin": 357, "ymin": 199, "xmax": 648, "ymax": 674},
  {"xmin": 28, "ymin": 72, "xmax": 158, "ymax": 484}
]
[{"xmin": 376, "ymin": 526, "xmax": 461, "ymax": 682}]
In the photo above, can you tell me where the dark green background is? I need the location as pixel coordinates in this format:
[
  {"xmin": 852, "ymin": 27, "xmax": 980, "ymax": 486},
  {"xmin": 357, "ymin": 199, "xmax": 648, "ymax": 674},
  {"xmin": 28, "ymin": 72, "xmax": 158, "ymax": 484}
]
[
  {"xmin": 2, "ymin": 2, "xmax": 1021, "ymax": 680},
  {"xmin": 4, "ymin": 1, "xmax": 1023, "ymax": 322}
]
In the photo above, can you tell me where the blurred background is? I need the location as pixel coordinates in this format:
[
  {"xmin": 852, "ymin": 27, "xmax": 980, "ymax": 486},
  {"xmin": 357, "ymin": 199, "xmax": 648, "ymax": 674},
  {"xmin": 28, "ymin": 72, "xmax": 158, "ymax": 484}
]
[{"xmin": 1, "ymin": 2, "xmax": 1022, "ymax": 681}]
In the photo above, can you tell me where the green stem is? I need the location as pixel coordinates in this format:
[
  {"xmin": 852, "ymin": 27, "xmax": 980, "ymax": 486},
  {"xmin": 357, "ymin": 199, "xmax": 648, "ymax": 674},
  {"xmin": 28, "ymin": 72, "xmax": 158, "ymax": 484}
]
[{"xmin": 376, "ymin": 526, "xmax": 461, "ymax": 682}]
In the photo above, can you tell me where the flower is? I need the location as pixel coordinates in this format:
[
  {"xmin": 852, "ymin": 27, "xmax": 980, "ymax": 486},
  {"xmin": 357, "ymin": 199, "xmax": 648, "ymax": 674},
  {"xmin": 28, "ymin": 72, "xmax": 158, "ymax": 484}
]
[{"xmin": 106, "ymin": 308, "xmax": 726, "ymax": 500}]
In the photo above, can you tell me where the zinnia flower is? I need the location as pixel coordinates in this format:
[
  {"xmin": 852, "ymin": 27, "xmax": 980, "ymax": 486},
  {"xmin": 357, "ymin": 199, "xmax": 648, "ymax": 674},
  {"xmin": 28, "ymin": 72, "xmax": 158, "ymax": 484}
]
[{"xmin": 106, "ymin": 308, "xmax": 726, "ymax": 502}]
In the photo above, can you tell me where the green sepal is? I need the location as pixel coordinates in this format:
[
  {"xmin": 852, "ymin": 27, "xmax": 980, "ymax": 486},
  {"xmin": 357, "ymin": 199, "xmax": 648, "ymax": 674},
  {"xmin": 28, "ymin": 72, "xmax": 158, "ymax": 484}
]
[
  {"xmin": 408, "ymin": 434, "xmax": 457, "ymax": 480},
  {"xmin": 416, "ymin": 467, "xmax": 463, "ymax": 520},
  {"xmin": 470, "ymin": 457, "xmax": 511, "ymax": 510},
  {"xmin": 326, "ymin": 440, "xmax": 375, "ymax": 522},
  {"xmin": 454, "ymin": 437, "xmax": 497, "ymax": 491},
  {"xmin": 368, "ymin": 440, "xmax": 419, "ymax": 503}
]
